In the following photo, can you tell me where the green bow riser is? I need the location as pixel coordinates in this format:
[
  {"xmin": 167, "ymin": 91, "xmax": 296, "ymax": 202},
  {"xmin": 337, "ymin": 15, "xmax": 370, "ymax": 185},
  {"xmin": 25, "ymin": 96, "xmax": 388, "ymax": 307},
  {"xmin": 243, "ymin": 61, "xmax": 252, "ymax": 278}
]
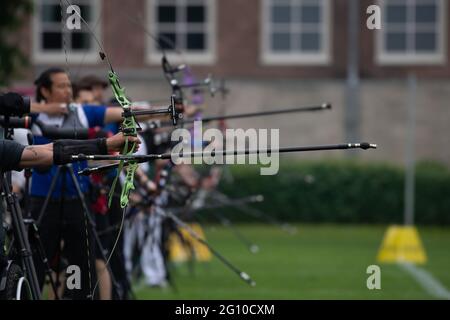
[{"xmin": 107, "ymin": 71, "xmax": 139, "ymax": 208}]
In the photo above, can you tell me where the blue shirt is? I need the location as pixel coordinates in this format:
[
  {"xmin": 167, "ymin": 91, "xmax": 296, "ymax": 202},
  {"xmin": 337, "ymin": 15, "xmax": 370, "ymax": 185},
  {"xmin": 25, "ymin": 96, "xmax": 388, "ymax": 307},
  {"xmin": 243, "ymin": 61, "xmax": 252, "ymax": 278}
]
[{"xmin": 30, "ymin": 105, "xmax": 107, "ymax": 198}]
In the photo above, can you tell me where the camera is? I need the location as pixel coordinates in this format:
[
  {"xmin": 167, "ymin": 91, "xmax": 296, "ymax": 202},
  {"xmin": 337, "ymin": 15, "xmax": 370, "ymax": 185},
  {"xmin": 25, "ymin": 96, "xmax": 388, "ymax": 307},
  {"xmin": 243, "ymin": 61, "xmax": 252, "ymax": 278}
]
[{"xmin": 0, "ymin": 92, "xmax": 30, "ymax": 117}]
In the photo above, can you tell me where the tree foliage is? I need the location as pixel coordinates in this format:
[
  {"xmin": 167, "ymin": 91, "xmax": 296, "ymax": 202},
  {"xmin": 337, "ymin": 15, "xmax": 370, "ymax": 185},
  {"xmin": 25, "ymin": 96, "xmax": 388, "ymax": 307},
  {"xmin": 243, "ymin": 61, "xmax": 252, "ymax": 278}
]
[{"xmin": 0, "ymin": 0, "xmax": 33, "ymax": 86}]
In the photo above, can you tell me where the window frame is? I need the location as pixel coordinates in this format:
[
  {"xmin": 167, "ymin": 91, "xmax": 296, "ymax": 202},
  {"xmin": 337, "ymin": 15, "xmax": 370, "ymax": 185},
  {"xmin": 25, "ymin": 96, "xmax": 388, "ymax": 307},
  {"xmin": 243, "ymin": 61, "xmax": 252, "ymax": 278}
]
[
  {"xmin": 146, "ymin": 0, "xmax": 217, "ymax": 66},
  {"xmin": 376, "ymin": 0, "xmax": 447, "ymax": 65},
  {"xmin": 32, "ymin": 0, "xmax": 101, "ymax": 64},
  {"xmin": 260, "ymin": 0, "xmax": 332, "ymax": 66}
]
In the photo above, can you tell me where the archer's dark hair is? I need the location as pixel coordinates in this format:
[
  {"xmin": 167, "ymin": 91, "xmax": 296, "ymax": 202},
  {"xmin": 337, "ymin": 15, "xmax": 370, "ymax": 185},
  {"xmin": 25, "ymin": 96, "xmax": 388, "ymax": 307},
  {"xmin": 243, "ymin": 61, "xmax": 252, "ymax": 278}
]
[{"xmin": 34, "ymin": 67, "xmax": 66, "ymax": 102}]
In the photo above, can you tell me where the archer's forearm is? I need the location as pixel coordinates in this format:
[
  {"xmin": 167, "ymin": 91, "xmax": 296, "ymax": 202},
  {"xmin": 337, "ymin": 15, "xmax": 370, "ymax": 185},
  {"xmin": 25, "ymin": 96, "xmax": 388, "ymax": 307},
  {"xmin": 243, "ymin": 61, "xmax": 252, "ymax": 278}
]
[{"xmin": 19, "ymin": 144, "xmax": 54, "ymax": 168}]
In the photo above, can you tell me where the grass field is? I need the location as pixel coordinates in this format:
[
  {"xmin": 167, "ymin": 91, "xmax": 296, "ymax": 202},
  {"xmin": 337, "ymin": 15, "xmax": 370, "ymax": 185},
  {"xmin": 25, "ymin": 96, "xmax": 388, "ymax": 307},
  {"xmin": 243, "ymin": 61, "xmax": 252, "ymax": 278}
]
[{"xmin": 134, "ymin": 224, "xmax": 450, "ymax": 300}]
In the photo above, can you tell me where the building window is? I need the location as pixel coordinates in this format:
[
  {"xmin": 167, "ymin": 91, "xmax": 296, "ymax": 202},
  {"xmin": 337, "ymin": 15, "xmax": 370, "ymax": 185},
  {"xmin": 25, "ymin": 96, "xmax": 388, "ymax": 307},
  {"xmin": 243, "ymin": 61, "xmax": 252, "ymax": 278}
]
[
  {"xmin": 376, "ymin": 0, "xmax": 446, "ymax": 65},
  {"xmin": 261, "ymin": 0, "xmax": 332, "ymax": 65},
  {"xmin": 33, "ymin": 0, "xmax": 101, "ymax": 64},
  {"xmin": 147, "ymin": 0, "xmax": 216, "ymax": 65}
]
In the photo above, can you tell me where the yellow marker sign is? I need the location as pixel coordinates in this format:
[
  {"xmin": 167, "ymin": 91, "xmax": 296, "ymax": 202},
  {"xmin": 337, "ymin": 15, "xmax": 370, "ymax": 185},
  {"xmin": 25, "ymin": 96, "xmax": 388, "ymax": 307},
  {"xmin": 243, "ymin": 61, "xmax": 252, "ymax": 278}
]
[
  {"xmin": 168, "ymin": 223, "xmax": 212, "ymax": 263},
  {"xmin": 377, "ymin": 225, "xmax": 427, "ymax": 264}
]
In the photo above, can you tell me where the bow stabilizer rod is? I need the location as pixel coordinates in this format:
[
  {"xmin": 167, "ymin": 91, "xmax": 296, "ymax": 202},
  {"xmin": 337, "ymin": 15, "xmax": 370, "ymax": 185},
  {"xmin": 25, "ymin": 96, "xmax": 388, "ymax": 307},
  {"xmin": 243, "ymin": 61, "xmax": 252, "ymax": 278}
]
[
  {"xmin": 75, "ymin": 142, "xmax": 377, "ymax": 175},
  {"xmin": 146, "ymin": 103, "xmax": 332, "ymax": 129}
]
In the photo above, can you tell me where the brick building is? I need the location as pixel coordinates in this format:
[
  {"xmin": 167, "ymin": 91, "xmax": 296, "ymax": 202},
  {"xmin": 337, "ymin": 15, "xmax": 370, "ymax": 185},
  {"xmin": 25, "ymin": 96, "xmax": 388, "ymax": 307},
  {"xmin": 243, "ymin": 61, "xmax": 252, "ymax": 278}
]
[{"xmin": 11, "ymin": 0, "xmax": 450, "ymax": 165}]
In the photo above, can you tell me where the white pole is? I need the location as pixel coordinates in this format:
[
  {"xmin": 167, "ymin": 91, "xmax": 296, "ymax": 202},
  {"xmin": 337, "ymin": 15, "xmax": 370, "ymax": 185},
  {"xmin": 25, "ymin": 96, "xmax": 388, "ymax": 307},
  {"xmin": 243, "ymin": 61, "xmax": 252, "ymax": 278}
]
[
  {"xmin": 345, "ymin": 0, "xmax": 361, "ymax": 150},
  {"xmin": 404, "ymin": 74, "xmax": 417, "ymax": 226}
]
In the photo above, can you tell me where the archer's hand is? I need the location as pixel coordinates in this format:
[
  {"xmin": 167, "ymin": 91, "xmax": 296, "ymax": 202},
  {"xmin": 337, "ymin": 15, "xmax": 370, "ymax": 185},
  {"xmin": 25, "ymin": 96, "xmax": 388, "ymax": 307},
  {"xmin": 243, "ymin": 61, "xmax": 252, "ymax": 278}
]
[{"xmin": 106, "ymin": 132, "xmax": 141, "ymax": 153}]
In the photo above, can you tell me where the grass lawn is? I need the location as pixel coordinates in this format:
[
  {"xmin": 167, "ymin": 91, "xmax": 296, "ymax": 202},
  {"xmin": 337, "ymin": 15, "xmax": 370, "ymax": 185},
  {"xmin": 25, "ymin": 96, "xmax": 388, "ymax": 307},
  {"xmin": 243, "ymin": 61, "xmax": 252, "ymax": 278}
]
[{"xmin": 134, "ymin": 224, "xmax": 450, "ymax": 300}]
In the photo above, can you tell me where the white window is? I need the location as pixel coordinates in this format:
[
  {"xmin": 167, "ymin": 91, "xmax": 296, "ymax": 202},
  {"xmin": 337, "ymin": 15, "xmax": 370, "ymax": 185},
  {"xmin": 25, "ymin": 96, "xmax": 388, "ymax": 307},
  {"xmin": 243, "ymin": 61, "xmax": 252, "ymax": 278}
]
[
  {"xmin": 33, "ymin": 0, "xmax": 101, "ymax": 64},
  {"xmin": 146, "ymin": 0, "xmax": 216, "ymax": 65},
  {"xmin": 261, "ymin": 0, "xmax": 332, "ymax": 65},
  {"xmin": 376, "ymin": 0, "xmax": 446, "ymax": 65}
]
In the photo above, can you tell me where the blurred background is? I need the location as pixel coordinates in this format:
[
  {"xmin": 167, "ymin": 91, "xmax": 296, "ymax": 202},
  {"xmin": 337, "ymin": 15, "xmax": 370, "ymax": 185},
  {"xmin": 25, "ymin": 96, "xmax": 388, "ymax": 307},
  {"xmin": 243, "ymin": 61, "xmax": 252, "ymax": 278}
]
[{"xmin": 1, "ymin": 0, "xmax": 449, "ymax": 299}]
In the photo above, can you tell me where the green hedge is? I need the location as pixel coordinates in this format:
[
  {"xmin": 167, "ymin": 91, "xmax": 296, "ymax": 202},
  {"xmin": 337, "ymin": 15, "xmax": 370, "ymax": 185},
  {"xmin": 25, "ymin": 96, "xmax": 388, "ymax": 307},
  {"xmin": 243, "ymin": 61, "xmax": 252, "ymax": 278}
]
[{"xmin": 210, "ymin": 159, "xmax": 450, "ymax": 225}]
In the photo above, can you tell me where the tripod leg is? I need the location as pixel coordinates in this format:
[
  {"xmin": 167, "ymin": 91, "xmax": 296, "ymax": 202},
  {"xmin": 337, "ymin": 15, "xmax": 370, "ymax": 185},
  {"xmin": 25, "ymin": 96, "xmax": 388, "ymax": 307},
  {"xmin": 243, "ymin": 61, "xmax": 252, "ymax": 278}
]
[
  {"xmin": 53, "ymin": 166, "xmax": 66, "ymax": 299},
  {"xmin": 26, "ymin": 221, "xmax": 60, "ymax": 299},
  {"xmin": 36, "ymin": 166, "xmax": 62, "ymax": 227},
  {"xmin": 2, "ymin": 174, "xmax": 41, "ymax": 300},
  {"xmin": 67, "ymin": 165, "xmax": 123, "ymax": 299},
  {"xmin": 29, "ymin": 166, "xmax": 65, "ymax": 297}
]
